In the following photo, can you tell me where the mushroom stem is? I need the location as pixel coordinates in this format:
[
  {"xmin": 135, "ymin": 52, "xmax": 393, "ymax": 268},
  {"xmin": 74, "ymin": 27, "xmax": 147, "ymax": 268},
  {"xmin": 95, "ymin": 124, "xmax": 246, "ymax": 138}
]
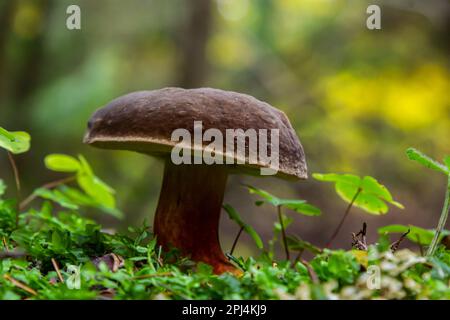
[{"xmin": 154, "ymin": 160, "xmax": 236, "ymax": 274}]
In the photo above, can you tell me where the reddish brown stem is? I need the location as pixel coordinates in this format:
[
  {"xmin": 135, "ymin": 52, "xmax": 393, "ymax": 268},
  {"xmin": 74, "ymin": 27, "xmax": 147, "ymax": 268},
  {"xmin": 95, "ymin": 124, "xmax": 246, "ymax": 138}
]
[
  {"xmin": 154, "ymin": 160, "xmax": 236, "ymax": 274},
  {"xmin": 326, "ymin": 188, "xmax": 361, "ymax": 248},
  {"xmin": 230, "ymin": 226, "xmax": 244, "ymax": 256}
]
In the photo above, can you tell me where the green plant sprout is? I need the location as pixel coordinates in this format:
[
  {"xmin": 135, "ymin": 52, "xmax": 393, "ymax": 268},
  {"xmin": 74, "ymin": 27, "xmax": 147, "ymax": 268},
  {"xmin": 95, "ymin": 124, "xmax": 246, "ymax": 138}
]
[
  {"xmin": 0, "ymin": 126, "xmax": 31, "ymax": 225},
  {"xmin": 406, "ymin": 147, "xmax": 450, "ymax": 256},
  {"xmin": 0, "ymin": 129, "xmax": 121, "ymax": 220},
  {"xmin": 223, "ymin": 204, "xmax": 263, "ymax": 256},
  {"xmin": 313, "ymin": 173, "xmax": 404, "ymax": 247},
  {"xmin": 0, "ymin": 127, "xmax": 31, "ymax": 191},
  {"xmin": 21, "ymin": 154, "xmax": 122, "ymax": 218},
  {"xmin": 245, "ymin": 185, "xmax": 321, "ymax": 260}
]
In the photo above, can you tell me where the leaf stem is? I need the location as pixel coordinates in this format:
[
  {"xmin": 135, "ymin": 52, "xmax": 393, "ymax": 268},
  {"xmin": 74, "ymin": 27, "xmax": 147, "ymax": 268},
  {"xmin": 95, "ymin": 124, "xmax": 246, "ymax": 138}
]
[
  {"xmin": 7, "ymin": 151, "xmax": 21, "ymax": 193},
  {"xmin": 300, "ymin": 259, "xmax": 318, "ymax": 284},
  {"xmin": 294, "ymin": 249, "xmax": 304, "ymax": 262},
  {"xmin": 277, "ymin": 205, "xmax": 290, "ymax": 260},
  {"xmin": 326, "ymin": 188, "xmax": 361, "ymax": 248},
  {"xmin": 7, "ymin": 151, "xmax": 21, "ymax": 227},
  {"xmin": 426, "ymin": 175, "xmax": 450, "ymax": 257},
  {"xmin": 230, "ymin": 226, "xmax": 244, "ymax": 256},
  {"xmin": 3, "ymin": 274, "xmax": 37, "ymax": 296}
]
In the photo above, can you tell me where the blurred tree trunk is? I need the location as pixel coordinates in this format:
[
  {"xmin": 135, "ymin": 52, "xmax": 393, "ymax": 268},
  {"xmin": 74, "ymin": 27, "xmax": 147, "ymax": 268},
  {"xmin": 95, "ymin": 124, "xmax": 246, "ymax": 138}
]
[
  {"xmin": 0, "ymin": 0, "xmax": 53, "ymax": 128},
  {"xmin": 0, "ymin": 1, "xmax": 15, "ymax": 120},
  {"xmin": 0, "ymin": 0, "xmax": 53, "ymax": 193},
  {"xmin": 177, "ymin": 0, "xmax": 212, "ymax": 88}
]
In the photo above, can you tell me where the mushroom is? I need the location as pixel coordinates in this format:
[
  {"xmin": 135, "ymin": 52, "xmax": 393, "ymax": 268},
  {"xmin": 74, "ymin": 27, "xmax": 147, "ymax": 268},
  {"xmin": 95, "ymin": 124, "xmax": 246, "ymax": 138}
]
[{"xmin": 84, "ymin": 87, "xmax": 307, "ymax": 274}]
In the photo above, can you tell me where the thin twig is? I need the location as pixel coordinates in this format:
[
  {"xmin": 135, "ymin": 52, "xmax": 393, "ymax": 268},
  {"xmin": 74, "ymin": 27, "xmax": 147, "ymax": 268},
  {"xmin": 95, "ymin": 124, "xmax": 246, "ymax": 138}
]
[
  {"xmin": 7, "ymin": 151, "xmax": 21, "ymax": 227},
  {"xmin": 51, "ymin": 258, "xmax": 64, "ymax": 283},
  {"xmin": 294, "ymin": 249, "xmax": 305, "ymax": 262},
  {"xmin": 351, "ymin": 222, "xmax": 368, "ymax": 251},
  {"xmin": 19, "ymin": 176, "xmax": 76, "ymax": 210},
  {"xmin": 3, "ymin": 274, "xmax": 37, "ymax": 296},
  {"xmin": 360, "ymin": 222, "xmax": 367, "ymax": 245},
  {"xmin": 230, "ymin": 226, "xmax": 244, "ymax": 256},
  {"xmin": 391, "ymin": 229, "xmax": 410, "ymax": 252},
  {"xmin": 326, "ymin": 188, "xmax": 362, "ymax": 248},
  {"xmin": 277, "ymin": 205, "xmax": 290, "ymax": 261},
  {"xmin": 7, "ymin": 151, "xmax": 21, "ymax": 194},
  {"xmin": 300, "ymin": 259, "xmax": 318, "ymax": 284}
]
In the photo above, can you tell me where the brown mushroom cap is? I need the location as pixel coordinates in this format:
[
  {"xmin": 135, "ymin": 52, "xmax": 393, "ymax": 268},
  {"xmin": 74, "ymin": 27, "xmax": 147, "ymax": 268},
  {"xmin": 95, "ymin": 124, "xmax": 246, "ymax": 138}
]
[{"xmin": 84, "ymin": 87, "xmax": 307, "ymax": 179}]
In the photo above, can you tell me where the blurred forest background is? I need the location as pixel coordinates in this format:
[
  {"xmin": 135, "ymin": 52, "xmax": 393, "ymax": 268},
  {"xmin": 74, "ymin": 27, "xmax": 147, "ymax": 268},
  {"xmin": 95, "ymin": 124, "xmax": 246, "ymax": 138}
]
[{"xmin": 0, "ymin": 0, "xmax": 449, "ymax": 258}]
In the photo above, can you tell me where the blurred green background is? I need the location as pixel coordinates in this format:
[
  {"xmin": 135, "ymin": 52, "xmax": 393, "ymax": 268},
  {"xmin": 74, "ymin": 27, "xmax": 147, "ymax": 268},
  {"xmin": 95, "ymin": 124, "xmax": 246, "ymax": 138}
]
[{"xmin": 0, "ymin": 0, "xmax": 449, "ymax": 258}]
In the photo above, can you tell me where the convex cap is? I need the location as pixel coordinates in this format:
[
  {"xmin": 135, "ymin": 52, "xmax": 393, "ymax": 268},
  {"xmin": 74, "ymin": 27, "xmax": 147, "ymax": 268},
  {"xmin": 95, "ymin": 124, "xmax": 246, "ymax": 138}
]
[{"xmin": 84, "ymin": 87, "xmax": 307, "ymax": 179}]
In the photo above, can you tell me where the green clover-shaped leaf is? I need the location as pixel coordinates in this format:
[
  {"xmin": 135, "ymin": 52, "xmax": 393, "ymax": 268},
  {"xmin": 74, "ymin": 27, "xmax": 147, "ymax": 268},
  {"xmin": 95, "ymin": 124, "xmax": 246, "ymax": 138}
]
[
  {"xmin": 42, "ymin": 154, "xmax": 121, "ymax": 218},
  {"xmin": 313, "ymin": 173, "xmax": 403, "ymax": 215},
  {"xmin": 0, "ymin": 127, "xmax": 30, "ymax": 154}
]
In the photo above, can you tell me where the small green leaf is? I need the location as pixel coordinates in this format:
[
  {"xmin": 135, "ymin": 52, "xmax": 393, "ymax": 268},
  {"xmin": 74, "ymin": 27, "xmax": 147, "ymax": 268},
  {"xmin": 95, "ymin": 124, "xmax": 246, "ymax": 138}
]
[
  {"xmin": 41, "ymin": 153, "xmax": 121, "ymax": 218},
  {"xmin": 278, "ymin": 200, "xmax": 322, "ymax": 216},
  {"xmin": 77, "ymin": 174, "xmax": 116, "ymax": 209},
  {"xmin": 223, "ymin": 204, "xmax": 263, "ymax": 249},
  {"xmin": 274, "ymin": 214, "xmax": 293, "ymax": 231},
  {"xmin": 76, "ymin": 155, "xmax": 116, "ymax": 209},
  {"xmin": 34, "ymin": 188, "xmax": 79, "ymax": 210},
  {"xmin": 0, "ymin": 127, "xmax": 31, "ymax": 154},
  {"xmin": 0, "ymin": 127, "xmax": 15, "ymax": 141},
  {"xmin": 246, "ymin": 185, "xmax": 321, "ymax": 216},
  {"xmin": 406, "ymin": 148, "xmax": 449, "ymax": 175},
  {"xmin": 246, "ymin": 185, "xmax": 282, "ymax": 207},
  {"xmin": 378, "ymin": 224, "xmax": 450, "ymax": 246},
  {"xmin": 45, "ymin": 154, "xmax": 80, "ymax": 172},
  {"xmin": 313, "ymin": 173, "xmax": 403, "ymax": 215},
  {"xmin": 78, "ymin": 155, "xmax": 96, "ymax": 179},
  {"xmin": 34, "ymin": 186, "xmax": 123, "ymax": 218},
  {"xmin": 58, "ymin": 185, "xmax": 100, "ymax": 207}
]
